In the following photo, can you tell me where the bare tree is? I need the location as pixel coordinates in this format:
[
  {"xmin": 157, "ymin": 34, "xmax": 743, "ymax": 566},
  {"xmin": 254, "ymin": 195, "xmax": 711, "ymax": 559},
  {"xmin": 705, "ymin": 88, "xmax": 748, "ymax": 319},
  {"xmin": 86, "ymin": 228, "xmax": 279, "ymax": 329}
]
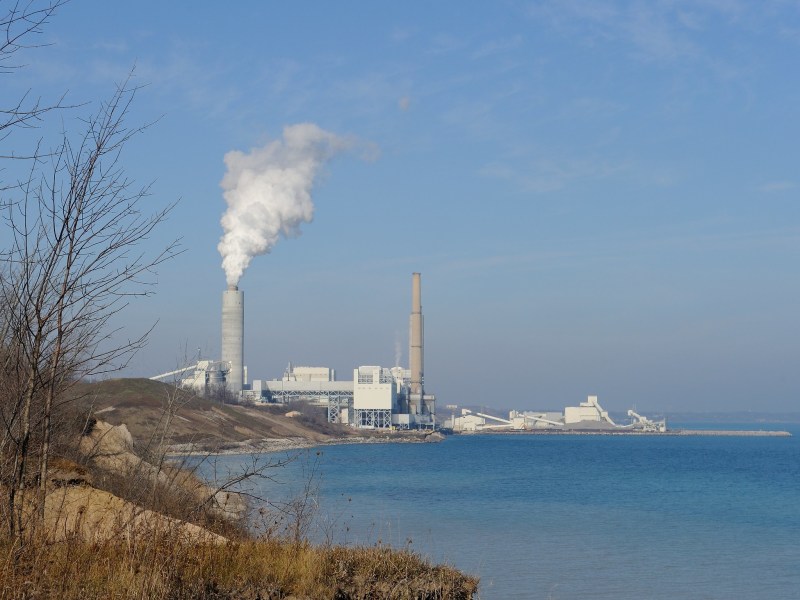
[
  {"xmin": 0, "ymin": 71, "xmax": 180, "ymax": 536},
  {"xmin": 1, "ymin": 0, "xmax": 67, "ymax": 153}
]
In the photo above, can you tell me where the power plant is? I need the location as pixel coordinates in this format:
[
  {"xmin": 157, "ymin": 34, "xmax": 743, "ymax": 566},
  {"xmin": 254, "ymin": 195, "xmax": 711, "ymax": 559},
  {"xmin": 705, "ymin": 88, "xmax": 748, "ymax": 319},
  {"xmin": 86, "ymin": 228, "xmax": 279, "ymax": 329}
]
[
  {"xmin": 149, "ymin": 271, "xmax": 668, "ymax": 434},
  {"xmin": 150, "ymin": 272, "xmax": 669, "ymax": 434},
  {"xmin": 151, "ymin": 273, "xmax": 436, "ymax": 429}
]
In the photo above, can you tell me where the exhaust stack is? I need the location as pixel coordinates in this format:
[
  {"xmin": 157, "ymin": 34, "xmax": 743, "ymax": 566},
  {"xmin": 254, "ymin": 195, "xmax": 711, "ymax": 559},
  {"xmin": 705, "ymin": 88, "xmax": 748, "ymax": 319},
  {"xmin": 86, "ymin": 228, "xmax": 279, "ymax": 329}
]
[
  {"xmin": 409, "ymin": 272, "xmax": 424, "ymax": 413},
  {"xmin": 221, "ymin": 285, "xmax": 244, "ymax": 395}
]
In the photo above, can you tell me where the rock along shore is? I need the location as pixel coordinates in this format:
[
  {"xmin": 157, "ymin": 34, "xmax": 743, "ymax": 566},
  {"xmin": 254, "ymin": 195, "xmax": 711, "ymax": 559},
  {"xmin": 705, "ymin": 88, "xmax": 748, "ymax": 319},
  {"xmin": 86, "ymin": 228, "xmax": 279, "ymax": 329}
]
[{"xmin": 167, "ymin": 431, "xmax": 446, "ymax": 456}]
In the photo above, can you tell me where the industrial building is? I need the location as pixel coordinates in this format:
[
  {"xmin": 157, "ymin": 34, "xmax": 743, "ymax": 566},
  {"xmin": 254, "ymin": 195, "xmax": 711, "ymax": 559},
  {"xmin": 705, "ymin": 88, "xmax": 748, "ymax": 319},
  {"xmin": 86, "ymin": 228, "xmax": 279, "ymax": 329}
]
[
  {"xmin": 444, "ymin": 396, "xmax": 665, "ymax": 433},
  {"xmin": 150, "ymin": 360, "xmax": 229, "ymax": 393},
  {"xmin": 353, "ymin": 365, "xmax": 397, "ymax": 428},
  {"xmin": 564, "ymin": 395, "xmax": 616, "ymax": 427},
  {"xmin": 250, "ymin": 364, "xmax": 353, "ymax": 406},
  {"xmin": 150, "ymin": 273, "xmax": 436, "ymax": 430}
]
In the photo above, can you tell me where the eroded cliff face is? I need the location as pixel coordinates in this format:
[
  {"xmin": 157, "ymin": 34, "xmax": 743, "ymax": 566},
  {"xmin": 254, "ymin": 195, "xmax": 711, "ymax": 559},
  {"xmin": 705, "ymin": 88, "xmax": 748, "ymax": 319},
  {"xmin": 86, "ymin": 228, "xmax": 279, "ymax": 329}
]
[
  {"xmin": 5, "ymin": 420, "xmax": 236, "ymax": 544},
  {"xmin": 40, "ymin": 484, "xmax": 227, "ymax": 544},
  {"xmin": 78, "ymin": 419, "xmax": 247, "ymax": 523}
]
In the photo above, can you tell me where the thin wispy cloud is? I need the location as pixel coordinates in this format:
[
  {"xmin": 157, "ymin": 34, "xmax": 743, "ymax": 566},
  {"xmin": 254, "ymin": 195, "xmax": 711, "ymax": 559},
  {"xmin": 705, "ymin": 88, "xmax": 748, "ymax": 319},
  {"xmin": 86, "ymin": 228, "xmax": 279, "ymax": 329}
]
[
  {"xmin": 471, "ymin": 35, "xmax": 525, "ymax": 59},
  {"xmin": 438, "ymin": 250, "xmax": 581, "ymax": 274},
  {"xmin": 626, "ymin": 4, "xmax": 700, "ymax": 62},
  {"xmin": 92, "ymin": 39, "xmax": 129, "ymax": 53},
  {"xmin": 759, "ymin": 180, "xmax": 797, "ymax": 193},
  {"xmin": 390, "ymin": 26, "xmax": 418, "ymax": 43},
  {"xmin": 436, "ymin": 224, "xmax": 800, "ymax": 277},
  {"xmin": 480, "ymin": 156, "xmax": 631, "ymax": 193},
  {"xmin": 428, "ymin": 32, "xmax": 466, "ymax": 55},
  {"xmin": 136, "ymin": 50, "xmax": 243, "ymax": 120},
  {"xmin": 526, "ymin": 0, "xmax": 781, "ymax": 77},
  {"xmin": 544, "ymin": 1, "xmax": 696, "ymax": 62},
  {"xmin": 556, "ymin": 96, "xmax": 626, "ymax": 120}
]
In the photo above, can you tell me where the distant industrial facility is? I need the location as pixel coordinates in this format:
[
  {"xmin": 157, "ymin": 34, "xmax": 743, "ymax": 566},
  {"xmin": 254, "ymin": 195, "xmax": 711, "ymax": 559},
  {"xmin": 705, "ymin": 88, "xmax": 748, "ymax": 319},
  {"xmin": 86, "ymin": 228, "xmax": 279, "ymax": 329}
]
[
  {"xmin": 150, "ymin": 273, "xmax": 664, "ymax": 434},
  {"xmin": 444, "ymin": 395, "xmax": 666, "ymax": 433},
  {"xmin": 151, "ymin": 273, "xmax": 436, "ymax": 429}
]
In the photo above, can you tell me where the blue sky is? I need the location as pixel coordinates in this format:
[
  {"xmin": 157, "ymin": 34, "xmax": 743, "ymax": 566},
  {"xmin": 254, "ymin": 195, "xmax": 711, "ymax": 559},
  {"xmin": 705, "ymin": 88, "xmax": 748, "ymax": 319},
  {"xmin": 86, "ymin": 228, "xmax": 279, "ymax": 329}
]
[{"xmin": 4, "ymin": 0, "xmax": 800, "ymax": 412}]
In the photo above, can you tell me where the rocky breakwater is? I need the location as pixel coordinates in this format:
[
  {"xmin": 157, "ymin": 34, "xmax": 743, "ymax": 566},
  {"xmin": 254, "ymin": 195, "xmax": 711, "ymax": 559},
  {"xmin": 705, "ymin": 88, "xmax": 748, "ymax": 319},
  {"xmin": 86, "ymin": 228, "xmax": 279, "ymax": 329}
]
[{"xmin": 673, "ymin": 429, "xmax": 792, "ymax": 437}]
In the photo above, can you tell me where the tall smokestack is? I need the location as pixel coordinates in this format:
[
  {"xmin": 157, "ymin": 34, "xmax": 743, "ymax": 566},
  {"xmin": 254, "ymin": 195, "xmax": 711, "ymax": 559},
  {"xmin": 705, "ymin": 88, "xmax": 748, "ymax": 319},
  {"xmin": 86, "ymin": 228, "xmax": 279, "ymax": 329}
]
[
  {"xmin": 409, "ymin": 272, "xmax": 424, "ymax": 413},
  {"xmin": 222, "ymin": 285, "xmax": 244, "ymax": 395}
]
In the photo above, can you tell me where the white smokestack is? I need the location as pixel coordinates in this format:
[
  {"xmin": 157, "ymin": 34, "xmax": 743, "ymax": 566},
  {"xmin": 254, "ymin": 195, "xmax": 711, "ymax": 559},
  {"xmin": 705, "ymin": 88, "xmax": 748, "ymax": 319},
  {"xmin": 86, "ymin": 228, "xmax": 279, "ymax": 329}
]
[
  {"xmin": 222, "ymin": 285, "xmax": 244, "ymax": 395},
  {"xmin": 217, "ymin": 123, "xmax": 351, "ymax": 287}
]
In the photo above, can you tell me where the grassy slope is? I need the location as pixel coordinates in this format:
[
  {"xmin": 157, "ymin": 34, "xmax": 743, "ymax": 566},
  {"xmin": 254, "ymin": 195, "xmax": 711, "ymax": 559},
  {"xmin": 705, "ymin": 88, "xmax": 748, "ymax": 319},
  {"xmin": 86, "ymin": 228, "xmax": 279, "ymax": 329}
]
[{"xmin": 69, "ymin": 378, "xmax": 346, "ymax": 448}]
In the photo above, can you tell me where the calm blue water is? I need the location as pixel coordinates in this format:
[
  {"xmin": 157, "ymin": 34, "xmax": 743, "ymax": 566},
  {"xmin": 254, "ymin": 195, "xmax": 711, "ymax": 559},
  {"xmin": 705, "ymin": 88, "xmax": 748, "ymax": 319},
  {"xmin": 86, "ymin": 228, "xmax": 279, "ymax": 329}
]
[{"xmin": 201, "ymin": 426, "xmax": 800, "ymax": 599}]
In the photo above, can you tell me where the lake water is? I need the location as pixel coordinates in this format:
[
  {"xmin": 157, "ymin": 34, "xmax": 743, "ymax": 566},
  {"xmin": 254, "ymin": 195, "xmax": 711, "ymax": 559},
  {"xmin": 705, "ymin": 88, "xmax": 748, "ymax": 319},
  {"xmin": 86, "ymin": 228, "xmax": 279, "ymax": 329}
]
[{"xmin": 201, "ymin": 425, "xmax": 800, "ymax": 599}]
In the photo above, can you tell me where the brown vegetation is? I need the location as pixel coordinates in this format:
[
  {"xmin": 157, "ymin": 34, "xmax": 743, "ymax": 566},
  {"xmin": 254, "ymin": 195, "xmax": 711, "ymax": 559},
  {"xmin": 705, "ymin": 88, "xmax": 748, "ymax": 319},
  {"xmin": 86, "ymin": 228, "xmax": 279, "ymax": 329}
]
[
  {"xmin": 0, "ymin": 397, "xmax": 478, "ymax": 599},
  {"xmin": 0, "ymin": 535, "xmax": 478, "ymax": 599}
]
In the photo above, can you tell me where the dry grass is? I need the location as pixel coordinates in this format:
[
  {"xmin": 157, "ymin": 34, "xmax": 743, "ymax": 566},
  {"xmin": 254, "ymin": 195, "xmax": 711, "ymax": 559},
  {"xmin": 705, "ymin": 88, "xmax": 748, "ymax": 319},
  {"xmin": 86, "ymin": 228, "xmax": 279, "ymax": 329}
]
[
  {"xmin": 1, "ymin": 426, "xmax": 478, "ymax": 598},
  {"xmin": 1, "ymin": 379, "xmax": 478, "ymax": 598},
  {"xmin": 0, "ymin": 534, "xmax": 479, "ymax": 599}
]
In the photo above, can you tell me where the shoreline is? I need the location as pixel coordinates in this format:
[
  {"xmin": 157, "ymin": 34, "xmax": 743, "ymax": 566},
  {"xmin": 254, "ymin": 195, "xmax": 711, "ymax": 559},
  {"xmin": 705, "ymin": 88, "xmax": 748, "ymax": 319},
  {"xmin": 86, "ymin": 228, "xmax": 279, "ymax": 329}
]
[
  {"xmin": 166, "ymin": 426, "xmax": 791, "ymax": 456},
  {"xmin": 167, "ymin": 431, "xmax": 445, "ymax": 456}
]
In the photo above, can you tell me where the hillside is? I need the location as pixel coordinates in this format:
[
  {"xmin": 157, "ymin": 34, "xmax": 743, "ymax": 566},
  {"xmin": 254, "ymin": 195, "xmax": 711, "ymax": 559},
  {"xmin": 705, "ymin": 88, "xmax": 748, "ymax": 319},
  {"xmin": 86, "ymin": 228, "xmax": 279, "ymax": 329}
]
[
  {"xmin": 68, "ymin": 378, "xmax": 350, "ymax": 451},
  {"xmin": 3, "ymin": 385, "xmax": 475, "ymax": 599}
]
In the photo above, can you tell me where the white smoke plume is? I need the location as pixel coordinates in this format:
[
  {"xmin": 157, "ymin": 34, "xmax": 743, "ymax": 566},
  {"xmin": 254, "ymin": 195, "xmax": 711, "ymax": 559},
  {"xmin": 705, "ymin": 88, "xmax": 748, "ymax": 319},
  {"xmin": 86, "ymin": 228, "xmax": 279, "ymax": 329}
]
[
  {"xmin": 395, "ymin": 333, "xmax": 403, "ymax": 368},
  {"xmin": 218, "ymin": 123, "xmax": 350, "ymax": 286}
]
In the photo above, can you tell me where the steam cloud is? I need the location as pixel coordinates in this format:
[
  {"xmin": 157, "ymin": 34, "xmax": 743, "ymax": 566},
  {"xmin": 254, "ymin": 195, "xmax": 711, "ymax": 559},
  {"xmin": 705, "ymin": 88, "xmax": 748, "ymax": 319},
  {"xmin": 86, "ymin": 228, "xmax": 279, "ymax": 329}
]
[
  {"xmin": 395, "ymin": 334, "xmax": 402, "ymax": 368},
  {"xmin": 218, "ymin": 123, "xmax": 349, "ymax": 286}
]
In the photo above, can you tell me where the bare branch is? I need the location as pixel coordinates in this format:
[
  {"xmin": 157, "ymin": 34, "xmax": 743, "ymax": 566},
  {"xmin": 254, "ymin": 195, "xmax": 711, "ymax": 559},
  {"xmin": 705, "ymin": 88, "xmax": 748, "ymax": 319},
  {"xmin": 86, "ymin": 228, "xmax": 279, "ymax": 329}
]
[
  {"xmin": 1, "ymin": 72, "xmax": 180, "ymax": 535},
  {"xmin": 1, "ymin": 1, "xmax": 69, "ymax": 141}
]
